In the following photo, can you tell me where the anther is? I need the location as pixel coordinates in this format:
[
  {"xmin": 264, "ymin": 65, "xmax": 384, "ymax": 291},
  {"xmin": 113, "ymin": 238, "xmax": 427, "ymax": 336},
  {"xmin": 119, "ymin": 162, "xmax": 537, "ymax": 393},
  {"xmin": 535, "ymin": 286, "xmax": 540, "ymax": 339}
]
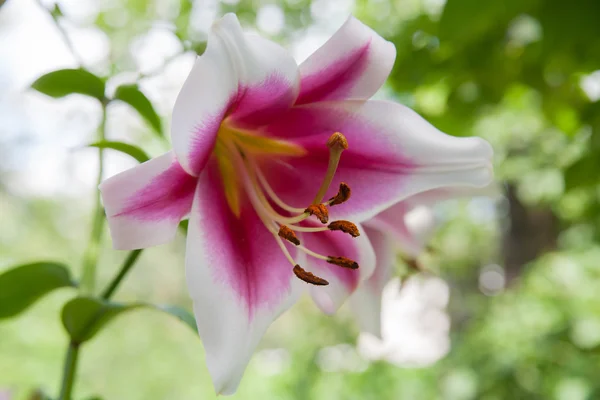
[
  {"xmin": 328, "ymin": 220, "xmax": 360, "ymax": 237},
  {"xmin": 327, "ymin": 132, "xmax": 349, "ymax": 150},
  {"xmin": 327, "ymin": 256, "xmax": 359, "ymax": 270},
  {"xmin": 328, "ymin": 182, "xmax": 351, "ymax": 206},
  {"xmin": 293, "ymin": 265, "xmax": 329, "ymax": 285},
  {"xmin": 278, "ymin": 225, "xmax": 300, "ymax": 246},
  {"xmin": 305, "ymin": 204, "xmax": 329, "ymax": 224}
]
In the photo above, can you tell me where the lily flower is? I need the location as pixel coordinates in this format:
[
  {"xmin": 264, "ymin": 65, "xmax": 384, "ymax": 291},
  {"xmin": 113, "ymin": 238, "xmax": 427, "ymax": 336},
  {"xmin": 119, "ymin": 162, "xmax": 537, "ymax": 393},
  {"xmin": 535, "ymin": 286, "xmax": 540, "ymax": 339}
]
[
  {"xmin": 351, "ymin": 185, "xmax": 501, "ymax": 338},
  {"xmin": 99, "ymin": 14, "xmax": 493, "ymax": 394}
]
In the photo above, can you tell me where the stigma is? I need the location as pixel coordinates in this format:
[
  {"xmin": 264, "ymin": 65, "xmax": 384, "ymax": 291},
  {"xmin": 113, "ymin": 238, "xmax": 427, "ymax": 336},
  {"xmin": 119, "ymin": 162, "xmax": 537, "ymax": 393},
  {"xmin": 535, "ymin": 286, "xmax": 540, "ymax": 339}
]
[{"xmin": 216, "ymin": 129, "xmax": 361, "ymax": 286}]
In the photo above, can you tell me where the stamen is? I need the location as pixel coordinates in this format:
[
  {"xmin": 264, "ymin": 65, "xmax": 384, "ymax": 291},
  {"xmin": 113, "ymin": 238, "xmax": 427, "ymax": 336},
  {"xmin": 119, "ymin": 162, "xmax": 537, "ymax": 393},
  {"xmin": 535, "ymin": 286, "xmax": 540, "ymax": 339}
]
[
  {"xmin": 293, "ymin": 264, "xmax": 329, "ymax": 286},
  {"xmin": 283, "ymin": 224, "xmax": 328, "ymax": 233},
  {"xmin": 274, "ymin": 232, "xmax": 297, "ymax": 266},
  {"xmin": 305, "ymin": 204, "xmax": 329, "ymax": 224},
  {"xmin": 297, "ymin": 245, "xmax": 329, "ymax": 261},
  {"xmin": 222, "ymin": 139, "xmax": 299, "ymax": 232},
  {"xmin": 327, "ymin": 220, "xmax": 360, "ymax": 237},
  {"xmin": 241, "ymin": 152, "xmax": 313, "ymax": 225},
  {"xmin": 218, "ymin": 127, "xmax": 362, "ymax": 284},
  {"xmin": 328, "ymin": 182, "xmax": 351, "ymax": 206},
  {"xmin": 278, "ymin": 225, "xmax": 300, "ymax": 246},
  {"xmin": 327, "ymin": 256, "xmax": 359, "ymax": 270},
  {"xmin": 252, "ymin": 158, "xmax": 306, "ymax": 214},
  {"xmin": 312, "ymin": 132, "xmax": 348, "ymax": 204}
]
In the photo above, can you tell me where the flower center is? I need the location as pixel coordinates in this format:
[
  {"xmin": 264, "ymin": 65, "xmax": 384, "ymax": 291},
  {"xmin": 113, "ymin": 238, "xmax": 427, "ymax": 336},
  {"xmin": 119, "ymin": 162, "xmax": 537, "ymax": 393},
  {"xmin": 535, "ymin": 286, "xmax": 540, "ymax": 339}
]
[{"xmin": 214, "ymin": 124, "xmax": 361, "ymax": 286}]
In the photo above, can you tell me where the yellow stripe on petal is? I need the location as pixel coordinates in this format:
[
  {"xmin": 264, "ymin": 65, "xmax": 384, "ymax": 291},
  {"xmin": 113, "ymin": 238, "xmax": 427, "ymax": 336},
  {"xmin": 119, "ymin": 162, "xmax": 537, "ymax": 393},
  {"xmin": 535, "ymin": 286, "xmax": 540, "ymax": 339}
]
[
  {"xmin": 215, "ymin": 141, "xmax": 241, "ymax": 218},
  {"xmin": 231, "ymin": 131, "xmax": 307, "ymax": 157}
]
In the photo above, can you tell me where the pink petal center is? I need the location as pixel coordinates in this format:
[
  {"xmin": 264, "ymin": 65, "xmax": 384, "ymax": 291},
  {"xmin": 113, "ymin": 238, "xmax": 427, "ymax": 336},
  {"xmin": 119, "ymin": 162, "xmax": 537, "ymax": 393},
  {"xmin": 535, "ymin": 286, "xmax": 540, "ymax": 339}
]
[
  {"xmin": 296, "ymin": 42, "xmax": 371, "ymax": 105},
  {"xmin": 117, "ymin": 160, "xmax": 198, "ymax": 222}
]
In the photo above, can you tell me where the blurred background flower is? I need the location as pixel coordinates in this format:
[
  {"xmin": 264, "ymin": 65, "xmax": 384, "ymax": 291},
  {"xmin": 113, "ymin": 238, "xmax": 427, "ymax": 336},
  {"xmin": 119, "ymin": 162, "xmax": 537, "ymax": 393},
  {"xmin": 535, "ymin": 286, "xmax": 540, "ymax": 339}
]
[{"xmin": 358, "ymin": 276, "xmax": 451, "ymax": 368}]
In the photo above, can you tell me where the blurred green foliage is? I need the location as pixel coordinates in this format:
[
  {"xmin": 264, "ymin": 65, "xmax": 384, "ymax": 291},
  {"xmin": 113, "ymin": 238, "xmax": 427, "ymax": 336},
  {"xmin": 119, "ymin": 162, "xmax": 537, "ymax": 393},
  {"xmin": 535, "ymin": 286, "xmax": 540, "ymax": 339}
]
[{"xmin": 2, "ymin": 0, "xmax": 600, "ymax": 399}]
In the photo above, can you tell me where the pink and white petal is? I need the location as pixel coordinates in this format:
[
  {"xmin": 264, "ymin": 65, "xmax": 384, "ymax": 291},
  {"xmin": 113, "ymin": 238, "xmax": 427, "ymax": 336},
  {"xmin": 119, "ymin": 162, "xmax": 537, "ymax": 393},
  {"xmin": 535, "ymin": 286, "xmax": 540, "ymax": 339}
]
[
  {"xmin": 225, "ymin": 34, "xmax": 300, "ymax": 129},
  {"xmin": 186, "ymin": 160, "xmax": 303, "ymax": 395},
  {"xmin": 299, "ymin": 223, "xmax": 375, "ymax": 315},
  {"xmin": 350, "ymin": 226, "xmax": 396, "ymax": 337},
  {"xmin": 171, "ymin": 18, "xmax": 238, "ymax": 176},
  {"xmin": 99, "ymin": 151, "xmax": 197, "ymax": 250},
  {"xmin": 365, "ymin": 184, "xmax": 500, "ymax": 256},
  {"xmin": 403, "ymin": 182, "xmax": 504, "ymax": 209},
  {"xmin": 296, "ymin": 16, "xmax": 396, "ymax": 105},
  {"xmin": 171, "ymin": 14, "xmax": 299, "ymax": 176},
  {"xmin": 262, "ymin": 100, "xmax": 493, "ymax": 222},
  {"xmin": 366, "ymin": 203, "xmax": 436, "ymax": 258}
]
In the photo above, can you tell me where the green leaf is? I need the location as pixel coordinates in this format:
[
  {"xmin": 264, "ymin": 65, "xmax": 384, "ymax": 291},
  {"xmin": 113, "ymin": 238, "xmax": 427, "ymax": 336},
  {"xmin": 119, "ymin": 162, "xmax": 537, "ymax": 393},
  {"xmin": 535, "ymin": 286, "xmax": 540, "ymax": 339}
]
[
  {"xmin": 88, "ymin": 141, "xmax": 150, "ymax": 163},
  {"xmin": 113, "ymin": 84, "xmax": 163, "ymax": 136},
  {"xmin": 192, "ymin": 41, "xmax": 207, "ymax": 56},
  {"xmin": 157, "ymin": 305, "xmax": 197, "ymax": 331},
  {"xmin": 62, "ymin": 297, "xmax": 196, "ymax": 344},
  {"xmin": 564, "ymin": 155, "xmax": 600, "ymax": 190},
  {"xmin": 178, "ymin": 219, "xmax": 189, "ymax": 234},
  {"xmin": 61, "ymin": 297, "xmax": 137, "ymax": 343},
  {"xmin": 31, "ymin": 69, "xmax": 105, "ymax": 100},
  {"xmin": 0, "ymin": 262, "xmax": 76, "ymax": 320}
]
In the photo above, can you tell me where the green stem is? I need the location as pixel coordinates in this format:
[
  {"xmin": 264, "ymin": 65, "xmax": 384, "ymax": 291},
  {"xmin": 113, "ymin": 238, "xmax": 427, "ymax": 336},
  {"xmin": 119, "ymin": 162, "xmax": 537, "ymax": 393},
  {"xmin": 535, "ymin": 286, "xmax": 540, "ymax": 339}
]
[
  {"xmin": 56, "ymin": 104, "xmax": 109, "ymax": 399},
  {"xmin": 101, "ymin": 250, "xmax": 143, "ymax": 300},
  {"xmin": 33, "ymin": 0, "xmax": 84, "ymax": 67},
  {"xmin": 81, "ymin": 104, "xmax": 108, "ymax": 292},
  {"xmin": 58, "ymin": 343, "xmax": 80, "ymax": 400},
  {"xmin": 56, "ymin": 250, "xmax": 143, "ymax": 399}
]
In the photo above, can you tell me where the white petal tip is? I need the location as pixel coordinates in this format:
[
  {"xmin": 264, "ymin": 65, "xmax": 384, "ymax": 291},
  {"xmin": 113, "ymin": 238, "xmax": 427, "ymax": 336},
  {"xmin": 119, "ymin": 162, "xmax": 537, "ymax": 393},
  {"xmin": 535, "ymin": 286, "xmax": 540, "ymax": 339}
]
[
  {"xmin": 211, "ymin": 375, "xmax": 241, "ymax": 397},
  {"xmin": 312, "ymin": 289, "xmax": 338, "ymax": 315},
  {"xmin": 477, "ymin": 162, "xmax": 495, "ymax": 187},
  {"xmin": 212, "ymin": 13, "xmax": 239, "ymax": 31},
  {"xmin": 478, "ymin": 139, "xmax": 494, "ymax": 162},
  {"xmin": 459, "ymin": 136, "xmax": 494, "ymax": 163}
]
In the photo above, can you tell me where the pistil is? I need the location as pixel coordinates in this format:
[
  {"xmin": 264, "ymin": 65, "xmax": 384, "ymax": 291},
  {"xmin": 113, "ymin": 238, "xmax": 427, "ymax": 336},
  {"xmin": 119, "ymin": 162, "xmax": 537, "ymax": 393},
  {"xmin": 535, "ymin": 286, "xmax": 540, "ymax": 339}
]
[{"xmin": 312, "ymin": 132, "xmax": 348, "ymax": 205}]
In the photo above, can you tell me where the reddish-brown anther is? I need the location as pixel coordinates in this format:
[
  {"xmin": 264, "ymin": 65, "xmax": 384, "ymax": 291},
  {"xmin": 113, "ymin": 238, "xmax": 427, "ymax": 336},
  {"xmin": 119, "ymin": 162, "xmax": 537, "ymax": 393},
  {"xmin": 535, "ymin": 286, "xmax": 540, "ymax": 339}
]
[
  {"xmin": 328, "ymin": 182, "xmax": 351, "ymax": 206},
  {"xmin": 327, "ymin": 256, "xmax": 359, "ymax": 270},
  {"xmin": 328, "ymin": 220, "xmax": 360, "ymax": 237},
  {"xmin": 304, "ymin": 204, "xmax": 329, "ymax": 224},
  {"xmin": 293, "ymin": 265, "xmax": 329, "ymax": 285},
  {"xmin": 278, "ymin": 225, "xmax": 300, "ymax": 246}
]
